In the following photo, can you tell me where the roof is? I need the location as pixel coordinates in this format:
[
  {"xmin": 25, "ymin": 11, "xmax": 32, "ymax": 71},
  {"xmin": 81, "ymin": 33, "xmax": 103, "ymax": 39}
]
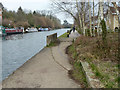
[
  {"xmin": 0, "ymin": 3, "xmax": 3, "ymax": 8},
  {"xmin": 84, "ymin": 6, "xmax": 120, "ymax": 25},
  {"xmin": 110, "ymin": 6, "xmax": 120, "ymax": 14},
  {"xmin": 91, "ymin": 16, "xmax": 98, "ymax": 20}
]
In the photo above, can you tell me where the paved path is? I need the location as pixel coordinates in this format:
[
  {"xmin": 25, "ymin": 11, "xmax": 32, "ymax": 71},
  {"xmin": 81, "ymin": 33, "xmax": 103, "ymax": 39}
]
[{"xmin": 2, "ymin": 31, "xmax": 80, "ymax": 88}]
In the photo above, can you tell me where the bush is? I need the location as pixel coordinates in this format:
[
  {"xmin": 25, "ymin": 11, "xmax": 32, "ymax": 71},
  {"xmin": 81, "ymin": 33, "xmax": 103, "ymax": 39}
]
[
  {"xmin": 87, "ymin": 29, "xmax": 90, "ymax": 36},
  {"xmin": 115, "ymin": 27, "xmax": 119, "ymax": 32},
  {"xmin": 107, "ymin": 29, "xmax": 113, "ymax": 33},
  {"xmin": 36, "ymin": 25, "xmax": 41, "ymax": 29},
  {"xmin": 95, "ymin": 29, "xmax": 98, "ymax": 36}
]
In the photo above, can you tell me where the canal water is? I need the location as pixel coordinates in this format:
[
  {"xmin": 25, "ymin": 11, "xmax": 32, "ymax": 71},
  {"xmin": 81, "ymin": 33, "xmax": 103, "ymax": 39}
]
[{"xmin": 1, "ymin": 28, "xmax": 68, "ymax": 81}]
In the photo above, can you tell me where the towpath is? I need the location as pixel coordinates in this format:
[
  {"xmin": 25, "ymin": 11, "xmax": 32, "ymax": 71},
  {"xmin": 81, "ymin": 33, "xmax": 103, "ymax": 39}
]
[{"xmin": 2, "ymin": 31, "xmax": 80, "ymax": 88}]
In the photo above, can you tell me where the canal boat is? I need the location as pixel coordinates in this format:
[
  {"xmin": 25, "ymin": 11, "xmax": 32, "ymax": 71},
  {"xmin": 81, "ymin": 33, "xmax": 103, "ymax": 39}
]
[
  {"xmin": 0, "ymin": 26, "xmax": 24, "ymax": 36},
  {"xmin": 5, "ymin": 28, "xmax": 24, "ymax": 34},
  {"xmin": 38, "ymin": 27, "xmax": 51, "ymax": 31},
  {"xmin": 25, "ymin": 28, "xmax": 38, "ymax": 33}
]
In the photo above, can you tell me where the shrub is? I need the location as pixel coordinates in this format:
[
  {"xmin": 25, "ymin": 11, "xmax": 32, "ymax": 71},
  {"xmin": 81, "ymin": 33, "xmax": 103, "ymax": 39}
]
[
  {"xmin": 95, "ymin": 28, "xmax": 98, "ymax": 36},
  {"xmin": 87, "ymin": 29, "xmax": 90, "ymax": 36}
]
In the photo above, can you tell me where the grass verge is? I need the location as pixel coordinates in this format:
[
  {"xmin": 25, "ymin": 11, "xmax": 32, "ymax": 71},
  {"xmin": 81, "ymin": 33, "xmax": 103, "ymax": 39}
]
[
  {"xmin": 66, "ymin": 44, "xmax": 89, "ymax": 88},
  {"xmin": 46, "ymin": 39, "xmax": 60, "ymax": 47},
  {"xmin": 58, "ymin": 33, "xmax": 67, "ymax": 38},
  {"xmin": 70, "ymin": 33, "xmax": 119, "ymax": 88}
]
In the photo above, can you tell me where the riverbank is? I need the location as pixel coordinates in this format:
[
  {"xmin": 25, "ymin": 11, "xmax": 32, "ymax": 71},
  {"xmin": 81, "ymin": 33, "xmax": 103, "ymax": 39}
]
[
  {"xmin": 67, "ymin": 33, "xmax": 119, "ymax": 88},
  {"xmin": 2, "ymin": 31, "xmax": 80, "ymax": 88}
]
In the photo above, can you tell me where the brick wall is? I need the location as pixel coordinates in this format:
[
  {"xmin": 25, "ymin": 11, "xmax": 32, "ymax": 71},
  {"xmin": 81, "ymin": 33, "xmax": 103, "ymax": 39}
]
[{"xmin": 0, "ymin": 8, "xmax": 2, "ymax": 25}]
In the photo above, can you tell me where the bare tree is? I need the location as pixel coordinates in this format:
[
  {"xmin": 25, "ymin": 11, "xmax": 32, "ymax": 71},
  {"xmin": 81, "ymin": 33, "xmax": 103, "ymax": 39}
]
[
  {"xmin": 97, "ymin": 0, "xmax": 103, "ymax": 36},
  {"xmin": 107, "ymin": 2, "xmax": 111, "ymax": 30},
  {"xmin": 51, "ymin": 0, "xmax": 103, "ymax": 37},
  {"xmin": 88, "ymin": 1, "xmax": 92, "ymax": 36},
  {"xmin": 52, "ymin": 1, "xmax": 77, "ymax": 20},
  {"xmin": 81, "ymin": 2, "xmax": 85, "ymax": 36},
  {"xmin": 52, "ymin": 0, "xmax": 87, "ymax": 34},
  {"xmin": 93, "ymin": 0, "xmax": 95, "ymax": 36},
  {"xmin": 76, "ymin": 0, "xmax": 83, "ymax": 33}
]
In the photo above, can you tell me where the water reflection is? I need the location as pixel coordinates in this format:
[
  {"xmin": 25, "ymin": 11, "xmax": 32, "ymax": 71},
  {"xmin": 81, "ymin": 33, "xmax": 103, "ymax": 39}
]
[{"xmin": 2, "ymin": 34, "xmax": 23, "ymax": 40}]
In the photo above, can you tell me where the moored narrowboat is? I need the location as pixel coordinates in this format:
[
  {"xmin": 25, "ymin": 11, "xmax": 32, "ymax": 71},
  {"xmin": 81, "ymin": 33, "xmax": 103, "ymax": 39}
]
[{"xmin": 0, "ymin": 26, "xmax": 24, "ymax": 36}]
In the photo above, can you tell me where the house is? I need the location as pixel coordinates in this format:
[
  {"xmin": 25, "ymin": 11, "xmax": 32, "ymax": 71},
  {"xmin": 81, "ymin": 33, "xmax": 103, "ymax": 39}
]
[
  {"xmin": 0, "ymin": 3, "xmax": 3, "ymax": 25},
  {"xmin": 106, "ymin": 7, "xmax": 120, "ymax": 30},
  {"xmin": 85, "ymin": 6, "xmax": 120, "ymax": 31}
]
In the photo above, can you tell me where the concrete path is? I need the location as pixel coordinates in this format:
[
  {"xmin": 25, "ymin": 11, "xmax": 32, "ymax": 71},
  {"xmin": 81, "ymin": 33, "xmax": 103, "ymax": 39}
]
[{"xmin": 2, "ymin": 31, "xmax": 80, "ymax": 88}]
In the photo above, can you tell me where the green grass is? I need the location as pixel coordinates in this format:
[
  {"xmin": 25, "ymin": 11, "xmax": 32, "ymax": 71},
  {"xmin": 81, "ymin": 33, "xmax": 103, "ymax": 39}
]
[
  {"xmin": 69, "ymin": 44, "xmax": 77, "ymax": 59},
  {"xmin": 58, "ymin": 33, "xmax": 67, "ymax": 38},
  {"xmin": 97, "ymin": 61, "xmax": 119, "ymax": 88},
  {"xmin": 68, "ymin": 44, "xmax": 88, "ymax": 88},
  {"xmin": 72, "ymin": 61, "xmax": 88, "ymax": 88},
  {"xmin": 46, "ymin": 42, "xmax": 56, "ymax": 47},
  {"xmin": 79, "ymin": 49, "xmax": 118, "ymax": 88},
  {"xmin": 46, "ymin": 39, "xmax": 60, "ymax": 47}
]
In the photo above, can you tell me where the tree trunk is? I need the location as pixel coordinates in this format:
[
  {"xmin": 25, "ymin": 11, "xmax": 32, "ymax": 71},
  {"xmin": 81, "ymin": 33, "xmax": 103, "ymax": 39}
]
[
  {"xmin": 88, "ymin": 1, "xmax": 92, "ymax": 36},
  {"xmin": 107, "ymin": 2, "xmax": 111, "ymax": 30},
  {"xmin": 100, "ymin": 1, "xmax": 104, "ymax": 20},
  {"xmin": 97, "ymin": 2, "xmax": 101, "ymax": 36},
  {"xmin": 76, "ymin": 0, "xmax": 82, "ymax": 34},
  {"xmin": 93, "ymin": 0, "xmax": 95, "ymax": 36},
  {"xmin": 82, "ymin": 2, "xmax": 85, "ymax": 36},
  {"xmin": 97, "ymin": 0, "xmax": 104, "ymax": 36}
]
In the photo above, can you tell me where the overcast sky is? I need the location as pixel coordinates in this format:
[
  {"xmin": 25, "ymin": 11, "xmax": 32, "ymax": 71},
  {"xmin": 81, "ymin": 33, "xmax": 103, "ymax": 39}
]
[
  {"xmin": 0, "ymin": 0, "xmax": 119, "ymax": 24},
  {"xmin": 0, "ymin": 0, "xmax": 74, "ymax": 24}
]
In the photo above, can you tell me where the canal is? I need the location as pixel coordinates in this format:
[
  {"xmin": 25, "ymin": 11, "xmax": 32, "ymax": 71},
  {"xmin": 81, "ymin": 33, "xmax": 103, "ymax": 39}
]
[{"xmin": 1, "ymin": 28, "xmax": 68, "ymax": 81}]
